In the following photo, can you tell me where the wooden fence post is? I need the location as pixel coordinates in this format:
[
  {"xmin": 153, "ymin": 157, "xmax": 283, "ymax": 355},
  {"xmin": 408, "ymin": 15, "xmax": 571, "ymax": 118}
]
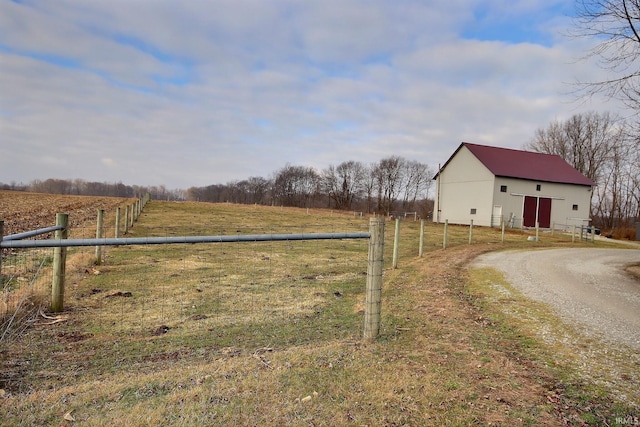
[
  {"xmin": 501, "ymin": 216, "xmax": 506, "ymax": 243},
  {"xmin": 129, "ymin": 204, "xmax": 134, "ymax": 228},
  {"xmin": 392, "ymin": 218, "xmax": 400, "ymax": 269},
  {"xmin": 51, "ymin": 213, "xmax": 68, "ymax": 312},
  {"xmin": 0, "ymin": 219, "xmax": 3, "ymax": 278},
  {"xmin": 124, "ymin": 205, "xmax": 129, "ymax": 235},
  {"xmin": 443, "ymin": 219, "xmax": 448, "ymax": 249},
  {"xmin": 469, "ymin": 219, "xmax": 474, "ymax": 244},
  {"xmin": 364, "ymin": 217, "xmax": 385, "ymax": 341},
  {"xmin": 115, "ymin": 207, "xmax": 121, "ymax": 238},
  {"xmin": 95, "ymin": 209, "xmax": 104, "ymax": 265},
  {"xmin": 419, "ymin": 219, "xmax": 425, "ymax": 257}
]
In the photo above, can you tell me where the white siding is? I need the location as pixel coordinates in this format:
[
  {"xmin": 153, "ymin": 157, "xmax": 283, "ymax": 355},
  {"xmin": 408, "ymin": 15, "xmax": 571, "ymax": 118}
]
[
  {"xmin": 435, "ymin": 146, "xmax": 495, "ymax": 226},
  {"xmin": 492, "ymin": 178, "xmax": 592, "ymax": 228},
  {"xmin": 435, "ymin": 145, "xmax": 593, "ymax": 229}
]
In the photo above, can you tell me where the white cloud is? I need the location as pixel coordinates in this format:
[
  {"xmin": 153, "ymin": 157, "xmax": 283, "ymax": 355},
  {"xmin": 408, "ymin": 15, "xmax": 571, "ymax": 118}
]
[{"xmin": 0, "ymin": 0, "xmax": 629, "ymax": 189}]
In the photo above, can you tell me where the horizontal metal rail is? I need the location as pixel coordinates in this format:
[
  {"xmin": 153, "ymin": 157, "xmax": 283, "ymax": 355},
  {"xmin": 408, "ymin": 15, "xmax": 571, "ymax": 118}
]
[
  {"xmin": 0, "ymin": 232, "xmax": 371, "ymax": 249},
  {"xmin": 3, "ymin": 225, "xmax": 66, "ymax": 241}
]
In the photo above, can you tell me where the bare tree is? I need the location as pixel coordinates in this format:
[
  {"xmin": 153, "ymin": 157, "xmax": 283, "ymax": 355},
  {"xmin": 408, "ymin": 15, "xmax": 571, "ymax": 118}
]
[
  {"xmin": 362, "ymin": 162, "xmax": 378, "ymax": 213},
  {"xmin": 401, "ymin": 160, "xmax": 433, "ymax": 210},
  {"xmin": 527, "ymin": 111, "xmax": 639, "ymax": 229},
  {"xmin": 246, "ymin": 176, "xmax": 271, "ymax": 205},
  {"xmin": 573, "ymin": 0, "xmax": 640, "ymax": 110},
  {"xmin": 272, "ymin": 164, "xmax": 320, "ymax": 208},
  {"xmin": 321, "ymin": 160, "xmax": 365, "ymax": 210},
  {"xmin": 525, "ymin": 111, "xmax": 623, "ymax": 184},
  {"xmin": 374, "ymin": 156, "xmax": 405, "ymax": 215}
]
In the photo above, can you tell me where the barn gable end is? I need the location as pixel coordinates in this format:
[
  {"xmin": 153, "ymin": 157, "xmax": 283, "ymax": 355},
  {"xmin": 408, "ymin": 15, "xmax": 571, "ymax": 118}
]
[{"xmin": 434, "ymin": 142, "xmax": 594, "ymax": 228}]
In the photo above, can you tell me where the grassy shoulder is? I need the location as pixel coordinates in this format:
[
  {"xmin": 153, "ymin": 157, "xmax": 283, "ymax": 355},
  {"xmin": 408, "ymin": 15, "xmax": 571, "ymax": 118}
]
[
  {"xmin": 1, "ymin": 201, "xmax": 637, "ymax": 426},
  {"xmin": 466, "ymin": 260, "xmax": 640, "ymax": 424}
]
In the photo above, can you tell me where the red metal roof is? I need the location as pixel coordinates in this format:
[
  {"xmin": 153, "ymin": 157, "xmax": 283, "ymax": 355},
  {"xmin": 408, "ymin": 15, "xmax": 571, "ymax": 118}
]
[{"xmin": 439, "ymin": 142, "xmax": 595, "ymax": 186}]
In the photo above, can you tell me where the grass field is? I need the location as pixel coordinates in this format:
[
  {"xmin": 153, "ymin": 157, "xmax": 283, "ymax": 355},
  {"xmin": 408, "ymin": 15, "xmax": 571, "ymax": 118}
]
[{"xmin": 1, "ymin": 200, "xmax": 638, "ymax": 426}]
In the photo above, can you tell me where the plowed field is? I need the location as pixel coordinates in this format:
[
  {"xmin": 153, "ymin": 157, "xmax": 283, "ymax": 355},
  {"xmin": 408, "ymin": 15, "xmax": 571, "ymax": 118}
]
[{"xmin": 0, "ymin": 190, "xmax": 133, "ymax": 237}]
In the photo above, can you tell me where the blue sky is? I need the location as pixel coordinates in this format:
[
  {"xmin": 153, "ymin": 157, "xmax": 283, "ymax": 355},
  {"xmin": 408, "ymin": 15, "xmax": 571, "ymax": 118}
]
[{"xmin": 0, "ymin": 0, "xmax": 624, "ymax": 190}]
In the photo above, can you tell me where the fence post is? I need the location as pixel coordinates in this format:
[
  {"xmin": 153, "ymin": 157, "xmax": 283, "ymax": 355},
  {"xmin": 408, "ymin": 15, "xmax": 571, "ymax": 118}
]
[
  {"xmin": 95, "ymin": 209, "xmax": 104, "ymax": 265},
  {"xmin": 392, "ymin": 218, "xmax": 400, "ymax": 269},
  {"xmin": 364, "ymin": 217, "xmax": 385, "ymax": 341},
  {"xmin": 572, "ymin": 225, "xmax": 576, "ymax": 243},
  {"xmin": 115, "ymin": 207, "xmax": 121, "ymax": 239},
  {"xmin": 51, "ymin": 213, "xmax": 68, "ymax": 312},
  {"xmin": 469, "ymin": 219, "xmax": 474, "ymax": 244},
  {"xmin": 129, "ymin": 204, "xmax": 135, "ymax": 228},
  {"xmin": 501, "ymin": 216, "xmax": 506, "ymax": 243},
  {"xmin": 0, "ymin": 219, "xmax": 3, "ymax": 278},
  {"xmin": 419, "ymin": 219, "xmax": 425, "ymax": 257},
  {"xmin": 124, "ymin": 205, "xmax": 129, "ymax": 235},
  {"xmin": 443, "ymin": 219, "xmax": 448, "ymax": 249}
]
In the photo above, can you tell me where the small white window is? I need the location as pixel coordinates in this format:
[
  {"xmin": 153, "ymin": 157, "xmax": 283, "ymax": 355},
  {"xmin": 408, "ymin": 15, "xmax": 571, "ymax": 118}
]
[{"xmin": 536, "ymin": 184, "xmax": 541, "ymax": 191}]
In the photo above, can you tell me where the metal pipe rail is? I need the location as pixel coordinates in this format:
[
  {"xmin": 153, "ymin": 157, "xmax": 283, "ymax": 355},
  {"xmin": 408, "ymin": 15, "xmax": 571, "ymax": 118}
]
[
  {"xmin": 3, "ymin": 225, "xmax": 66, "ymax": 241},
  {"xmin": 0, "ymin": 232, "xmax": 372, "ymax": 249}
]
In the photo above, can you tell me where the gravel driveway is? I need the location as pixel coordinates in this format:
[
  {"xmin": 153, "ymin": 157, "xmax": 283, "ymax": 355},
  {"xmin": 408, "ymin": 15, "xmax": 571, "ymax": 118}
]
[{"xmin": 471, "ymin": 248, "xmax": 640, "ymax": 350}]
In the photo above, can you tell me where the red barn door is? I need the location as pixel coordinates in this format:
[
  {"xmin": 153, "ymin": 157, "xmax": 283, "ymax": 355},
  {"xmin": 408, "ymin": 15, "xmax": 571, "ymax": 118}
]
[{"xmin": 523, "ymin": 196, "xmax": 552, "ymax": 228}]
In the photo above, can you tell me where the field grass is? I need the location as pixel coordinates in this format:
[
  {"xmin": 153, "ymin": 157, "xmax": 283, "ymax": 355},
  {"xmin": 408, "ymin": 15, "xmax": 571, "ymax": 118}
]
[{"xmin": 1, "ymin": 200, "xmax": 637, "ymax": 426}]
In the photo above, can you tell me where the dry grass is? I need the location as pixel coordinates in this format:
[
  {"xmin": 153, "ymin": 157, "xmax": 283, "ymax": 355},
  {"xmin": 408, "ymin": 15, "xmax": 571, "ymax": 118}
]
[
  {"xmin": 626, "ymin": 263, "xmax": 640, "ymax": 280},
  {"xmin": 1, "ymin": 200, "xmax": 637, "ymax": 426},
  {"xmin": 467, "ymin": 266, "xmax": 640, "ymax": 421}
]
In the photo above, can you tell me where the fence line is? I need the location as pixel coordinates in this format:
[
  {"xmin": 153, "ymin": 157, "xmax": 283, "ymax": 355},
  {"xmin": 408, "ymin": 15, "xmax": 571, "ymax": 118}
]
[
  {"xmin": 1, "ymin": 213, "xmax": 384, "ymax": 340},
  {"xmin": 0, "ymin": 231, "xmax": 372, "ymax": 249},
  {"xmin": 1, "ymin": 193, "xmax": 150, "ymax": 342}
]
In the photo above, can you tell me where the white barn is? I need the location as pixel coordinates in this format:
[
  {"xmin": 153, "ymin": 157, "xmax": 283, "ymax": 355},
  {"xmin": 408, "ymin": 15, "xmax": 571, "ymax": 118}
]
[{"xmin": 433, "ymin": 142, "xmax": 595, "ymax": 228}]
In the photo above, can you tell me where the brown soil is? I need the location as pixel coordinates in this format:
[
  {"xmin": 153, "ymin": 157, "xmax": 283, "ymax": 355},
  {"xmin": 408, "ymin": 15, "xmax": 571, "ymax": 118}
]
[
  {"xmin": 626, "ymin": 264, "xmax": 640, "ymax": 280},
  {"xmin": 0, "ymin": 190, "xmax": 132, "ymax": 237}
]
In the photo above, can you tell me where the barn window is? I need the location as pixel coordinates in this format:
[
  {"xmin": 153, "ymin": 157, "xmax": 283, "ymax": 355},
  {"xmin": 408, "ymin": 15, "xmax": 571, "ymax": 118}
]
[
  {"xmin": 572, "ymin": 204, "xmax": 578, "ymax": 211},
  {"xmin": 500, "ymin": 185, "xmax": 507, "ymax": 192},
  {"xmin": 470, "ymin": 208, "xmax": 477, "ymax": 215},
  {"xmin": 536, "ymin": 184, "xmax": 541, "ymax": 191}
]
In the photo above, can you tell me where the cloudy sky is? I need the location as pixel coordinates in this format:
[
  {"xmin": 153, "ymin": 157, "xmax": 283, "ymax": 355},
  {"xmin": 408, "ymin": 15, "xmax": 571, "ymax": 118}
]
[{"xmin": 0, "ymin": 0, "xmax": 626, "ymax": 189}]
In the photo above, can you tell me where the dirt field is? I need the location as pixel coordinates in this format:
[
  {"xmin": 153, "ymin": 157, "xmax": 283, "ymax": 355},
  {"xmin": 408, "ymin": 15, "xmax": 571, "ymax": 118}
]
[{"xmin": 0, "ymin": 190, "xmax": 134, "ymax": 237}]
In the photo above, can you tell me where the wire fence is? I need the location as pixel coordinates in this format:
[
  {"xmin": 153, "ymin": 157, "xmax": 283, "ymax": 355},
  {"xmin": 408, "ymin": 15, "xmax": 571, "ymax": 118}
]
[
  {"xmin": 0, "ymin": 246, "xmax": 54, "ymax": 344},
  {"xmin": 0, "ymin": 222, "xmax": 379, "ymax": 394},
  {"xmin": 2, "ymin": 207, "xmax": 598, "ymax": 396}
]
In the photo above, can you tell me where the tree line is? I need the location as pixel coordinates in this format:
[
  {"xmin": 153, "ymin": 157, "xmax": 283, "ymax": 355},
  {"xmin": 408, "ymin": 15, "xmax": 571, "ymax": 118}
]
[
  {"xmin": 186, "ymin": 156, "xmax": 435, "ymax": 218},
  {"xmin": 0, "ymin": 178, "xmax": 185, "ymax": 202},
  {"xmin": 527, "ymin": 111, "xmax": 640, "ymax": 230},
  {"xmin": 0, "ymin": 156, "xmax": 435, "ymax": 218}
]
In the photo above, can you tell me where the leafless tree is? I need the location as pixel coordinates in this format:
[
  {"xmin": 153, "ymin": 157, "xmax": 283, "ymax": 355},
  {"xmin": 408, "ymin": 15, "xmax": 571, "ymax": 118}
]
[
  {"xmin": 573, "ymin": 0, "xmax": 640, "ymax": 111},
  {"xmin": 272, "ymin": 164, "xmax": 320, "ymax": 208},
  {"xmin": 401, "ymin": 160, "xmax": 433, "ymax": 210},
  {"xmin": 362, "ymin": 162, "xmax": 378, "ymax": 213},
  {"xmin": 246, "ymin": 176, "xmax": 271, "ymax": 205},
  {"xmin": 527, "ymin": 111, "xmax": 639, "ymax": 229},
  {"xmin": 526, "ymin": 111, "xmax": 624, "ymax": 184},
  {"xmin": 321, "ymin": 160, "xmax": 365, "ymax": 210},
  {"xmin": 374, "ymin": 156, "xmax": 405, "ymax": 215}
]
